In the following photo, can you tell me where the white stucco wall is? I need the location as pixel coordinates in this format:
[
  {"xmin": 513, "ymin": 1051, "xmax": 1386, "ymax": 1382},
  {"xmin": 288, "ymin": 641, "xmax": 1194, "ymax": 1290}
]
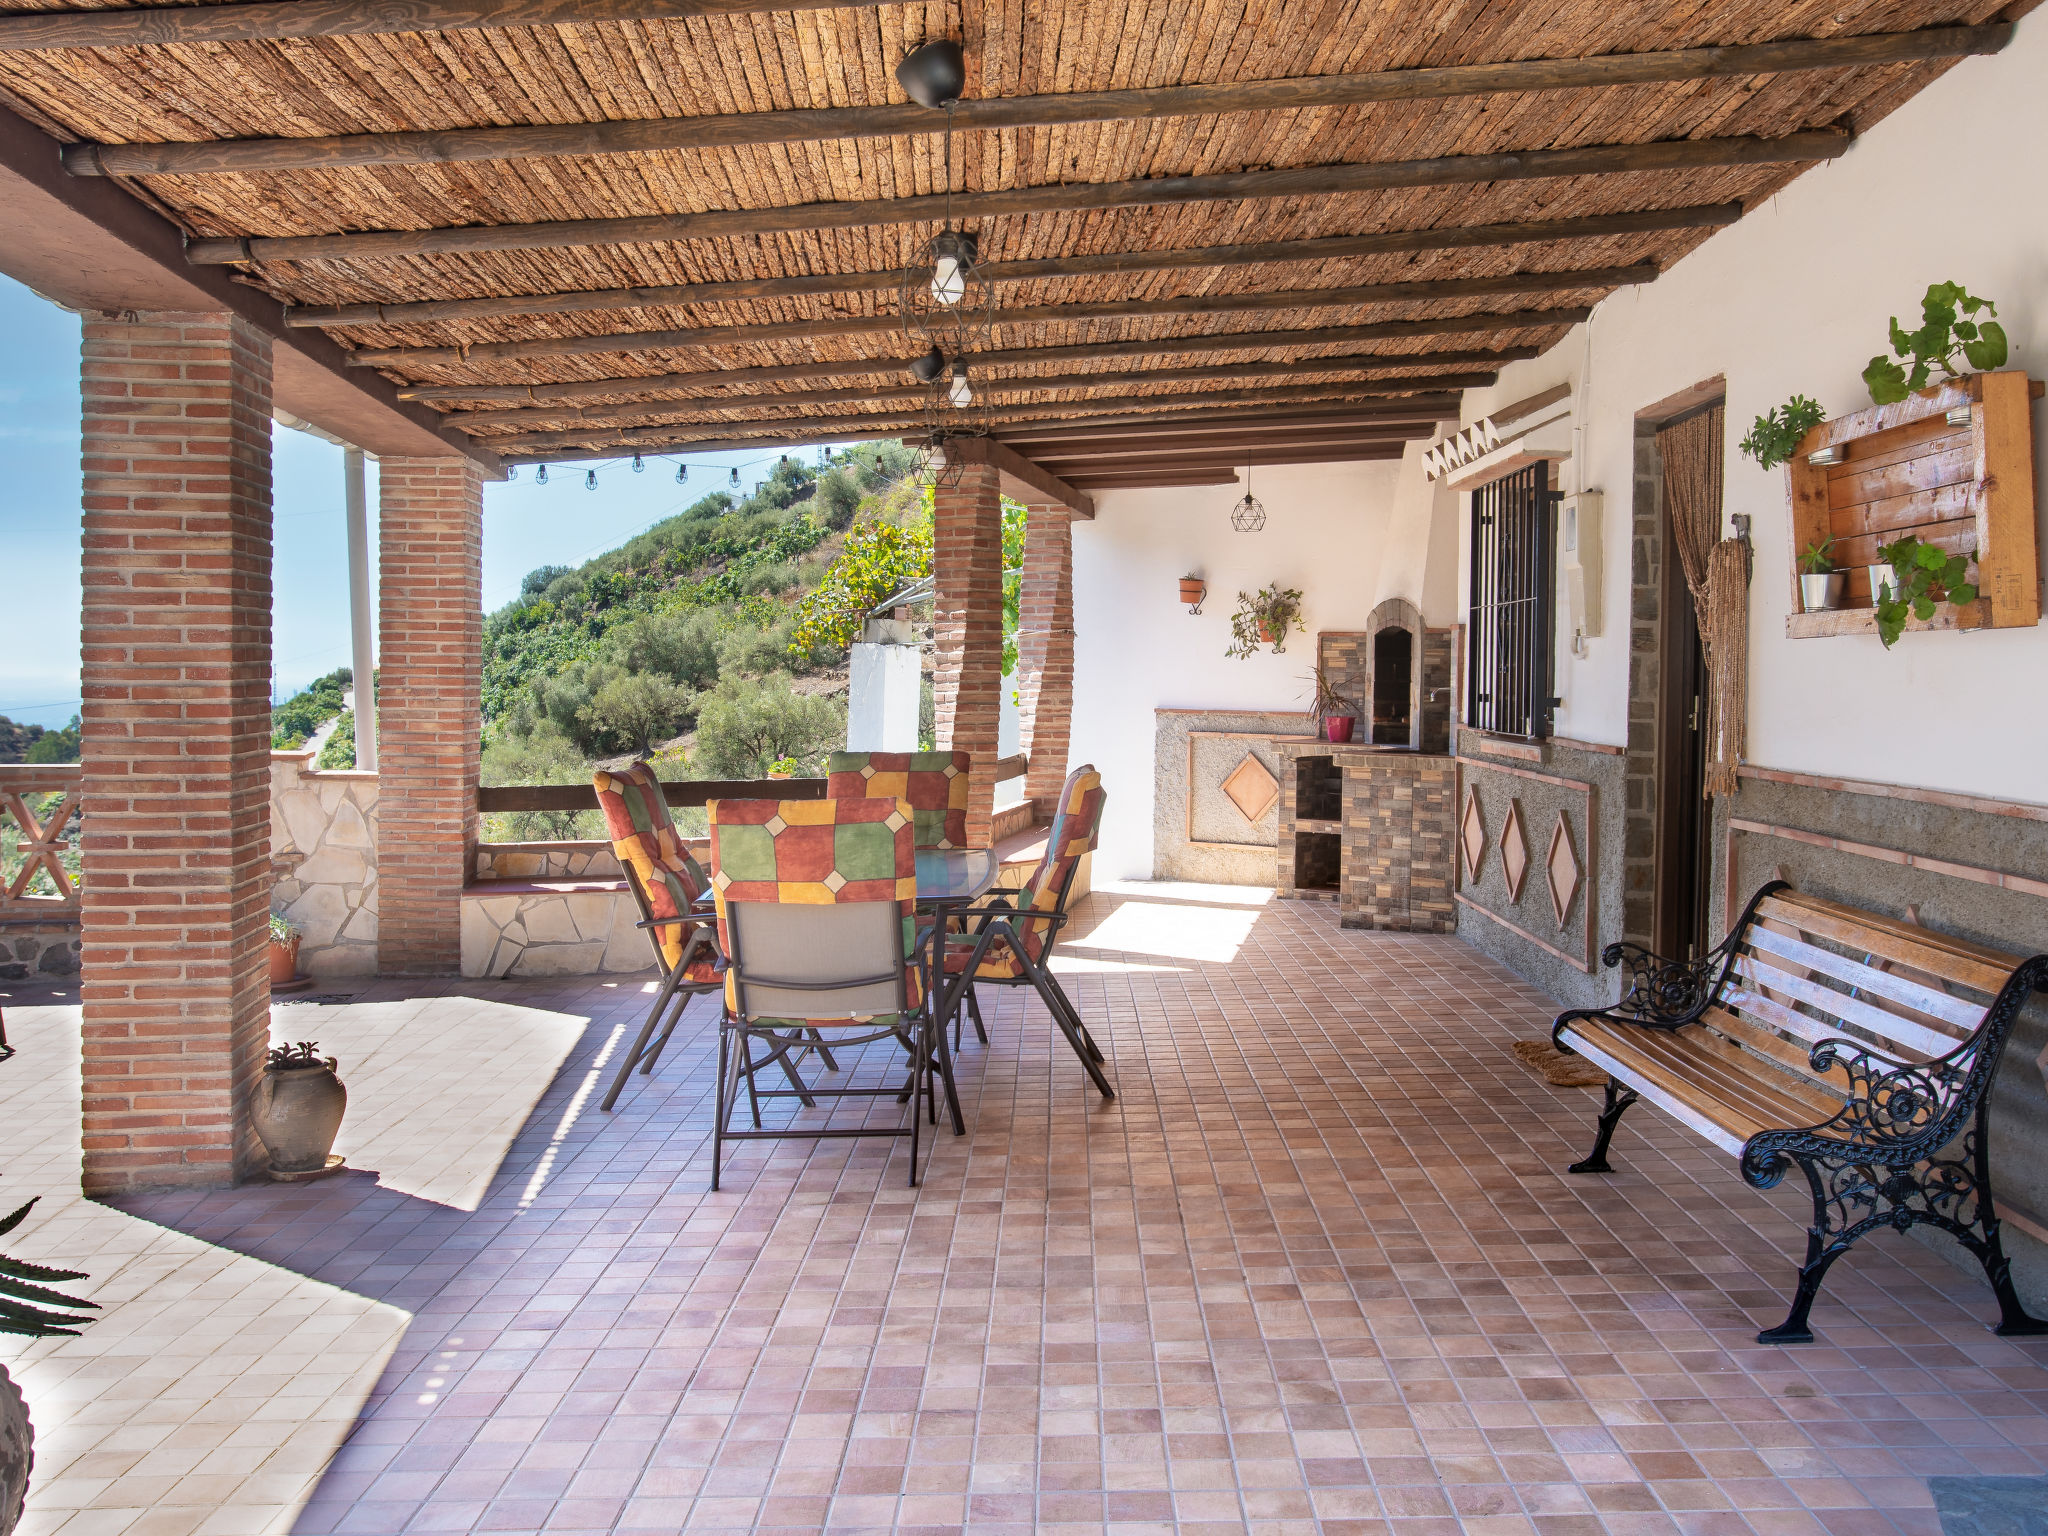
[
  {"xmin": 1072, "ymin": 455, "xmax": 1445, "ymax": 880},
  {"xmin": 1461, "ymin": 17, "xmax": 2048, "ymax": 792}
]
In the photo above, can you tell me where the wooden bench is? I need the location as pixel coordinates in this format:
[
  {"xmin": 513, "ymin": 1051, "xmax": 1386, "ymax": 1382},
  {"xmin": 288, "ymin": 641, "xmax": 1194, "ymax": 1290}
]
[{"xmin": 1553, "ymin": 880, "xmax": 2048, "ymax": 1344}]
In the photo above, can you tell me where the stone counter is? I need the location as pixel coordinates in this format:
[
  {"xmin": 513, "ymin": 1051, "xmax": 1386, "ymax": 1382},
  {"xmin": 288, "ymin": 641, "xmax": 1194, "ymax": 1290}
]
[{"xmin": 1274, "ymin": 742, "xmax": 1456, "ymax": 932}]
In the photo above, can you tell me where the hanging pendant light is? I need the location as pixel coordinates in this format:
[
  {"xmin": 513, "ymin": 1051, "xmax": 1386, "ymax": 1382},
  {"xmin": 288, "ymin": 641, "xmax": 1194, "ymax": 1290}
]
[
  {"xmin": 898, "ymin": 44, "xmax": 993, "ymax": 374},
  {"xmin": 1231, "ymin": 467, "xmax": 1266, "ymax": 533}
]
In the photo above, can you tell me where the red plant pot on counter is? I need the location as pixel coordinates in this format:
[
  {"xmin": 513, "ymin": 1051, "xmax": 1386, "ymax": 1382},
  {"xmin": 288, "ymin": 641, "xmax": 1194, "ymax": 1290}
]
[{"xmin": 1323, "ymin": 715, "xmax": 1356, "ymax": 743}]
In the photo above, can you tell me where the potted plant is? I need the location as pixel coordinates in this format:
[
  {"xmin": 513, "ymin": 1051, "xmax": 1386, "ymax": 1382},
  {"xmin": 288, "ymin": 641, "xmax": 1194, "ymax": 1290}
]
[
  {"xmin": 1863, "ymin": 281, "xmax": 2007, "ymax": 404},
  {"xmin": 1797, "ymin": 536, "xmax": 1845, "ymax": 612},
  {"xmin": 0, "ymin": 1194, "xmax": 98, "ymax": 1533},
  {"xmin": 1178, "ymin": 575, "xmax": 1206, "ymax": 613},
  {"xmin": 765, "ymin": 754, "xmax": 799, "ymax": 780},
  {"xmin": 1738, "ymin": 394, "xmax": 1826, "ymax": 471},
  {"xmin": 1225, "ymin": 583, "xmax": 1304, "ymax": 658},
  {"xmin": 1303, "ymin": 666, "xmax": 1359, "ymax": 743},
  {"xmin": 1871, "ymin": 533, "xmax": 1979, "ymax": 648},
  {"xmin": 267, "ymin": 912, "xmax": 301, "ymax": 988},
  {"xmin": 250, "ymin": 1040, "xmax": 348, "ymax": 1182}
]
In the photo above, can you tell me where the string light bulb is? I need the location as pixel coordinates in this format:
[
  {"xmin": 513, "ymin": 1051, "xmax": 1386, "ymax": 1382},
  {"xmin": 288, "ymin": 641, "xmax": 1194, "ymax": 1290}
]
[
  {"xmin": 675, "ymin": 462, "xmax": 688, "ymax": 484},
  {"xmin": 729, "ymin": 466, "xmax": 741, "ymax": 488},
  {"xmin": 585, "ymin": 469, "xmax": 598, "ymax": 490},
  {"xmin": 506, "ymin": 465, "xmax": 519, "ymax": 481},
  {"xmin": 631, "ymin": 454, "xmax": 644, "ymax": 473},
  {"xmin": 535, "ymin": 464, "xmax": 548, "ymax": 485}
]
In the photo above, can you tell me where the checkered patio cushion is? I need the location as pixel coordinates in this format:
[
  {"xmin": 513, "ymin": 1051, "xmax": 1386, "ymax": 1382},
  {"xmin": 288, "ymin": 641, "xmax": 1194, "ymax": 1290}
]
[
  {"xmin": 825, "ymin": 750, "xmax": 971, "ymax": 849},
  {"xmin": 943, "ymin": 766, "xmax": 1104, "ymax": 979},
  {"xmin": 591, "ymin": 761, "xmax": 720, "ymax": 984},
  {"xmin": 707, "ymin": 795, "xmax": 924, "ymax": 1023}
]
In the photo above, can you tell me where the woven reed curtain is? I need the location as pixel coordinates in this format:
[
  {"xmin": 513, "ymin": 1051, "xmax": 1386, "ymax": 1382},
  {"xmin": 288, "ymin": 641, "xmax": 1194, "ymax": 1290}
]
[{"xmin": 1657, "ymin": 403, "xmax": 1750, "ymax": 798}]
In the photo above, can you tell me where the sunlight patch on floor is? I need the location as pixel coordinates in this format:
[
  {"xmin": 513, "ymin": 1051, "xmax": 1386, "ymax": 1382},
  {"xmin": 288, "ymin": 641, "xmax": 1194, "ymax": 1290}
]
[{"xmin": 1066, "ymin": 892, "xmax": 1262, "ymax": 963}]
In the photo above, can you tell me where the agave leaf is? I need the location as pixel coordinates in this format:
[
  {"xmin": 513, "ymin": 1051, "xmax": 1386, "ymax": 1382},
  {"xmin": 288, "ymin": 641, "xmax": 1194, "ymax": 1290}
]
[
  {"xmin": 0, "ymin": 1255, "xmax": 90, "ymax": 1284},
  {"xmin": 0, "ymin": 1314, "xmax": 90, "ymax": 1338},
  {"xmin": 0, "ymin": 1200, "xmax": 38, "ymax": 1241},
  {"xmin": 0, "ymin": 1273, "xmax": 99, "ymax": 1311}
]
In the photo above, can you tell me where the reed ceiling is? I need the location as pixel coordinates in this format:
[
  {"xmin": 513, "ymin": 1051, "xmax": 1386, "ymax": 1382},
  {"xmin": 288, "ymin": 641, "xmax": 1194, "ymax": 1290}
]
[{"xmin": 0, "ymin": 0, "xmax": 2017, "ymax": 478}]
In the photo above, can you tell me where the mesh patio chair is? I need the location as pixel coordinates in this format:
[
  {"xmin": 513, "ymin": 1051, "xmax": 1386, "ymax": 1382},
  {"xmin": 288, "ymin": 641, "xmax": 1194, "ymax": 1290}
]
[
  {"xmin": 707, "ymin": 795, "xmax": 960, "ymax": 1189},
  {"xmin": 936, "ymin": 765, "xmax": 1115, "ymax": 1100},
  {"xmin": 825, "ymin": 750, "xmax": 971, "ymax": 849},
  {"xmin": 592, "ymin": 762, "xmax": 832, "ymax": 1113}
]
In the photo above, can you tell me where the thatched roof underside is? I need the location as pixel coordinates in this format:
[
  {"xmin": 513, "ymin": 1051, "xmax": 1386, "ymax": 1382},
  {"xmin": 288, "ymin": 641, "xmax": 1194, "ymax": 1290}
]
[{"xmin": 0, "ymin": 0, "xmax": 2013, "ymax": 480}]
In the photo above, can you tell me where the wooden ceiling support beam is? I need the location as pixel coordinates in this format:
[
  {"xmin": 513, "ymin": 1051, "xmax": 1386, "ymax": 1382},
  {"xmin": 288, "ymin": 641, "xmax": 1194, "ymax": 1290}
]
[
  {"xmin": 0, "ymin": 0, "xmax": 867, "ymax": 51},
  {"xmin": 187, "ymin": 133, "xmax": 1849, "ymax": 266},
  {"xmin": 1048, "ymin": 444, "xmax": 1418, "ymax": 476},
  {"xmin": 498, "ymin": 425, "xmax": 917, "ymax": 465},
  {"xmin": 439, "ymin": 364, "xmax": 1496, "ymax": 428},
  {"xmin": 360, "ymin": 303, "xmax": 1589, "ymax": 374},
  {"xmin": 933, "ymin": 436, "xmax": 1094, "ymax": 519},
  {"xmin": 345, "ymin": 269, "xmax": 1642, "ymax": 369},
  {"xmin": 287, "ymin": 206, "xmax": 1734, "ymax": 329},
  {"xmin": 73, "ymin": 27, "xmax": 2001, "ymax": 175},
  {"xmin": 398, "ymin": 345, "xmax": 1532, "ymax": 406},
  {"xmin": 995, "ymin": 404, "xmax": 1457, "ymax": 445}
]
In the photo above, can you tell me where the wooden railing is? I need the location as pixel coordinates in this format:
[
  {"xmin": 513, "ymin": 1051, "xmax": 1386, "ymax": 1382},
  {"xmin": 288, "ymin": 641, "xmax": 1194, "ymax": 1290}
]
[
  {"xmin": 476, "ymin": 755, "xmax": 1027, "ymax": 816},
  {"xmin": 0, "ymin": 763, "xmax": 82, "ymax": 919}
]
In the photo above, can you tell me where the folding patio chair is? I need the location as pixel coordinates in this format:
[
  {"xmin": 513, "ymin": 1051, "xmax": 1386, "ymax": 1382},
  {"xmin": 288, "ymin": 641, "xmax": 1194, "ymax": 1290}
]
[
  {"xmin": 825, "ymin": 750, "xmax": 970, "ymax": 848},
  {"xmin": 935, "ymin": 765, "xmax": 1116, "ymax": 1100},
  {"xmin": 707, "ymin": 795, "xmax": 960, "ymax": 1189},
  {"xmin": 592, "ymin": 761, "xmax": 830, "ymax": 1112}
]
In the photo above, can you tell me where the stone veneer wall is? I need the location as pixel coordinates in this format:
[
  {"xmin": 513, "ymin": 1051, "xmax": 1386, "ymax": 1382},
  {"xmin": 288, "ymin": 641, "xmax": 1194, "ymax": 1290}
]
[
  {"xmin": 463, "ymin": 841, "xmax": 650, "ymax": 980},
  {"xmin": 269, "ymin": 749, "xmax": 379, "ymax": 979},
  {"xmin": 0, "ymin": 925, "xmax": 78, "ymax": 983}
]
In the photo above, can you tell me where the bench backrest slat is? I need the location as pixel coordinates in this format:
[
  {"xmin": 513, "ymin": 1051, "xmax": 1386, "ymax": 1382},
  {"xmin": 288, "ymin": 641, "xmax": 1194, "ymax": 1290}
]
[
  {"xmin": 1729, "ymin": 952, "xmax": 1964, "ymax": 1062},
  {"xmin": 1702, "ymin": 1004, "xmax": 1857, "ymax": 1096},
  {"xmin": 1743, "ymin": 922, "xmax": 1982, "ymax": 1036},
  {"xmin": 1756, "ymin": 892, "xmax": 2020, "ymax": 995}
]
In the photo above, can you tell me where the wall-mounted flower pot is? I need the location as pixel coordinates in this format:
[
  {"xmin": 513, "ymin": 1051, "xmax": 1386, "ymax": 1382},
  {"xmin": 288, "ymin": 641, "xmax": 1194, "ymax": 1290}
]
[
  {"xmin": 1323, "ymin": 715, "xmax": 1356, "ymax": 744},
  {"xmin": 1799, "ymin": 571, "xmax": 1846, "ymax": 612},
  {"xmin": 1178, "ymin": 576, "xmax": 1206, "ymax": 612},
  {"xmin": 1256, "ymin": 620, "xmax": 1276, "ymax": 644}
]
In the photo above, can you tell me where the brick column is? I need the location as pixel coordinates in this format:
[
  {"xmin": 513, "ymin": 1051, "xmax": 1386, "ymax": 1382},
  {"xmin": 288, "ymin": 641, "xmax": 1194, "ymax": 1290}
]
[
  {"xmin": 78, "ymin": 311, "xmax": 274, "ymax": 1195},
  {"xmin": 1015, "ymin": 503, "xmax": 1075, "ymax": 817},
  {"xmin": 931, "ymin": 462, "xmax": 1004, "ymax": 848},
  {"xmin": 377, "ymin": 458, "xmax": 483, "ymax": 974}
]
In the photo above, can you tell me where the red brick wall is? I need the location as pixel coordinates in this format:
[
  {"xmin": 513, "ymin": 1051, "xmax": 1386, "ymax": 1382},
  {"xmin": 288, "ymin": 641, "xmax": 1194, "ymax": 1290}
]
[
  {"xmin": 1016, "ymin": 504, "xmax": 1075, "ymax": 814},
  {"xmin": 931, "ymin": 463, "xmax": 1004, "ymax": 849},
  {"xmin": 78, "ymin": 310, "xmax": 274, "ymax": 1194},
  {"xmin": 376, "ymin": 458, "xmax": 484, "ymax": 974}
]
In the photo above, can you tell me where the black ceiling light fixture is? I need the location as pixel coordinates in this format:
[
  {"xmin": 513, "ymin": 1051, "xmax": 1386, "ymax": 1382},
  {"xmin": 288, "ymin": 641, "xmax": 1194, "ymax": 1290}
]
[
  {"xmin": 1231, "ymin": 467, "xmax": 1267, "ymax": 533},
  {"xmin": 898, "ymin": 37, "xmax": 994, "ymax": 417}
]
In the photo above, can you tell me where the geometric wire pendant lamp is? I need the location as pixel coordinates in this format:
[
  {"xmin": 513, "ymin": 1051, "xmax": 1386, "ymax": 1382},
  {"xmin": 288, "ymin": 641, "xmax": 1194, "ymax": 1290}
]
[{"xmin": 1231, "ymin": 465, "xmax": 1267, "ymax": 532}]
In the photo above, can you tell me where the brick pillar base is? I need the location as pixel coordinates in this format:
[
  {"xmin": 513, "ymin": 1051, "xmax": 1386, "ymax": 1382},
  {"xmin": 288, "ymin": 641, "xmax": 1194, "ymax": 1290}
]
[
  {"xmin": 79, "ymin": 310, "xmax": 274, "ymax": 1195},
  {"xmin": 377, "ymin": 458, "xmax": 483, "ymax": 975},
  {"xmin": 931, "ymin": 463, "xmax": 1004, "ymax": 849},
  {"xmin": 1016, "ymin": 504, "xmax": 1075, "ymax": 817}
]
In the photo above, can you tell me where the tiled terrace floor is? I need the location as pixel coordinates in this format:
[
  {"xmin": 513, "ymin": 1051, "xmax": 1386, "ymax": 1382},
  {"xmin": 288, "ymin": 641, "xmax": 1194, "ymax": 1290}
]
[{"xmin": 4, "ymin": 881, "xmax": 2047, "ymax": 1535}]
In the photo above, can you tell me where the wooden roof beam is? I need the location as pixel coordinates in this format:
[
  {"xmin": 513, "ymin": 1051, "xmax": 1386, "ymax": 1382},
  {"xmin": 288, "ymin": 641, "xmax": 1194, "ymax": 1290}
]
[
  {"xmin": 67, "ymin": 26, "xmax": 2001, "ymax": 176},
  {"xmin": 437, "ymin": 363, "xmax": 1497, "ymax": 428},
  {"xmin": 933, "ymin": 436, "xmax": 1094, "ymax": 519},
  {"xmin": 356, "ymin": 304, "xmax": 1591, "ymax": 375},
  {"xmin": 0, "ymin": 0, "xmax": 869, "ymax": 52},
  {"xmin": 397, "ymin": 344, "xmax": 1536, "ymax": 405},
  {"xmin": 187, "ymin": 133, "xmax": 1850, "ymax": 266},
  {"xmin": 286, "ymin": 205, "xmax": 1735, "ymax": 329},
  {"xmin": 1043, "ymin": 444, "xmax": 1424, "ymax": 475}
]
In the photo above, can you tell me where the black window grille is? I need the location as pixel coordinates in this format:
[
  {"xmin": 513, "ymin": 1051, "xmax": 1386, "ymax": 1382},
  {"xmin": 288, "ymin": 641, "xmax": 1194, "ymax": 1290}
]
[{"xmin": 1465, "ymin": 462, "xmax": 1558, "ymax": 740}]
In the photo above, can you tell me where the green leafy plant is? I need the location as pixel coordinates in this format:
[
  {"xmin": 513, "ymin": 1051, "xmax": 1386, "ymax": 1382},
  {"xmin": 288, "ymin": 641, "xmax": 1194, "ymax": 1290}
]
[
  {"xmin": 1301, "ymin": 665, "xmax": 1356, "ymax": 723},
  {"xmin": 0, "ymin": 1198, "xmax": 97, "ymax": 1338},
  {"xmin": 1226, "ymin": 583, "xmax": 1304, "ymax": 659},
  {"xmin": 767, "ymin": 755, "xmax": 800, "ymax": 776},
  {"xmin": 1738, "ymin": 395, "xmax": 1826, "ymax": 470},
  {"xmin": 1863, "ymin": 282, "xmax": 2007, "ymax": 405},
  {"xmin": 268, "ymin": 912, "xmax": 299, "ymax": 945},
  {"xmin": 1797, "ymin": 536, "xmax": 1838, "ymax": 575},
  {"xmin": 1872, "ymin": 534, "xmax": 1978, "ymax": 648}
]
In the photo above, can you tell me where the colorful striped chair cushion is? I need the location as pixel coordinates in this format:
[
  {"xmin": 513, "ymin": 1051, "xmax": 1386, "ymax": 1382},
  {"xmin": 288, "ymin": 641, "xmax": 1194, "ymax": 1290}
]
[
  {"xmin": 943, "ymin": 766, "xmax": 1104, "ymax": 979},
  {"xmin": 708, "ymin": 795, "xmax": 924, "ymax": 1022},
  {"xmin": 825, "ymin": 750, "xmax": 971, "ymax": 849},
  {"xmin": 591, "ymin": 761, "xmax": 720, "ymax": 984}
]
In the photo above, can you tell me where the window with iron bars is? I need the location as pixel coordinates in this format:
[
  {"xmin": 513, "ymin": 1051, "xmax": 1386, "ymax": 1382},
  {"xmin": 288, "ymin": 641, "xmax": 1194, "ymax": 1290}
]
[{"xmin": 1465, "ymin": 462, "xmax": 1559, "ymax": 740}]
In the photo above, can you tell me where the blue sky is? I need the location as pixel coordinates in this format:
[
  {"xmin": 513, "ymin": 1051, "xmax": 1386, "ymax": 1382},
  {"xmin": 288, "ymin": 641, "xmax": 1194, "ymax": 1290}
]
[{"xmin": 0, "ymin": 274, "xmax": 806, "ymax": 727}]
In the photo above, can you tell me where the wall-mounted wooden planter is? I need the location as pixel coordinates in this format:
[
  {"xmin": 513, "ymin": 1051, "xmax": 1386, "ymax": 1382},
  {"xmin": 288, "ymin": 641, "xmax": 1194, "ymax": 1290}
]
[{"xmin": 1784, "ymin": 370, "xmax": 2041, "ymax": 640}]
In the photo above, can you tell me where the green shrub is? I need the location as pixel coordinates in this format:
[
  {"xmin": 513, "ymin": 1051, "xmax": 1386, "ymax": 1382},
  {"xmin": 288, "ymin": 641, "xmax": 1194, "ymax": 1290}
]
[
  {"xmin": 479, "ymin": 723, "xmax": 600, "ymax": 841},
  {"xmin": 693, "ymin": 672, "xmax": 843, "ymax": 779},
  {"xmin": 580, "ymin": 673, "xmax": 695, "ymax": 755}
]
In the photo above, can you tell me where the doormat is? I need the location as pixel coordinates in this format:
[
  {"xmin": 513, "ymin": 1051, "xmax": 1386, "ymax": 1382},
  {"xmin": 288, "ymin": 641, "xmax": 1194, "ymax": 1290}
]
[
  {"xmin": 1511, "ymin": 1039, "xmax": 1608, "ymax": 1088},
  {"xmin": 1929, "ymin": 1476, "xmax": 2048, "ymax": 1536}
]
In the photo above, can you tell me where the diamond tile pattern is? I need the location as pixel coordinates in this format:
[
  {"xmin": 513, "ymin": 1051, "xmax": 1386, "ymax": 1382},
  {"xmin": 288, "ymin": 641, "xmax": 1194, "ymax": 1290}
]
[
  {"xmin": 1548, "ymin": 811, "xmax": 1583, "ymax": 927},
  {"xmin": 8, "ymin": 887, "xmax": 2039, "ymax": 1535},
  {"xmin": 1459, "ymin": 786, "xmax": 1486, "ymax": 883},
  {"xmin": 1220, "ymin": 751, "xmax": 1280, "ymax": 824},
  {"xmin": 1501, "ymin": 797, "xmax": 1530, "ymax": 901}
]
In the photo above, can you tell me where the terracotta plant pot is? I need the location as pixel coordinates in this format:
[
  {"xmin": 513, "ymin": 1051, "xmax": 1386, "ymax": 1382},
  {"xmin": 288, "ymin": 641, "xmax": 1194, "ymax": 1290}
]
[
  {"xmin": 1323, "ymin": 715, "xmax": 1356, "ymax": 744},
  {"xmin": 1256, "ymin": 620, "xmax": 1276, "ymax": 644},
  {"xmin": 1178, "ymin": 577, "xmax": 1206, "ymax": 608},
  {"xmin": 251, "ymin": 1054, "xmax": 347, "ymax": 1179},
  {"xmin": 0, "ymin": 1365, "xmax": 30, "ymax": 1536},
  {"xmin": 267, "ymin": 934, "xmax": 301, "ymax": 987}
]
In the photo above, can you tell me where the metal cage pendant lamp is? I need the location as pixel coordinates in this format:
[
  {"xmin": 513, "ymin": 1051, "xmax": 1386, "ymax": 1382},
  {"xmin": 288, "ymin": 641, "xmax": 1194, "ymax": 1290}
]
[{"xmin": 1231, "ymin": 467, "xmax": 1267, "ymax": 532}]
